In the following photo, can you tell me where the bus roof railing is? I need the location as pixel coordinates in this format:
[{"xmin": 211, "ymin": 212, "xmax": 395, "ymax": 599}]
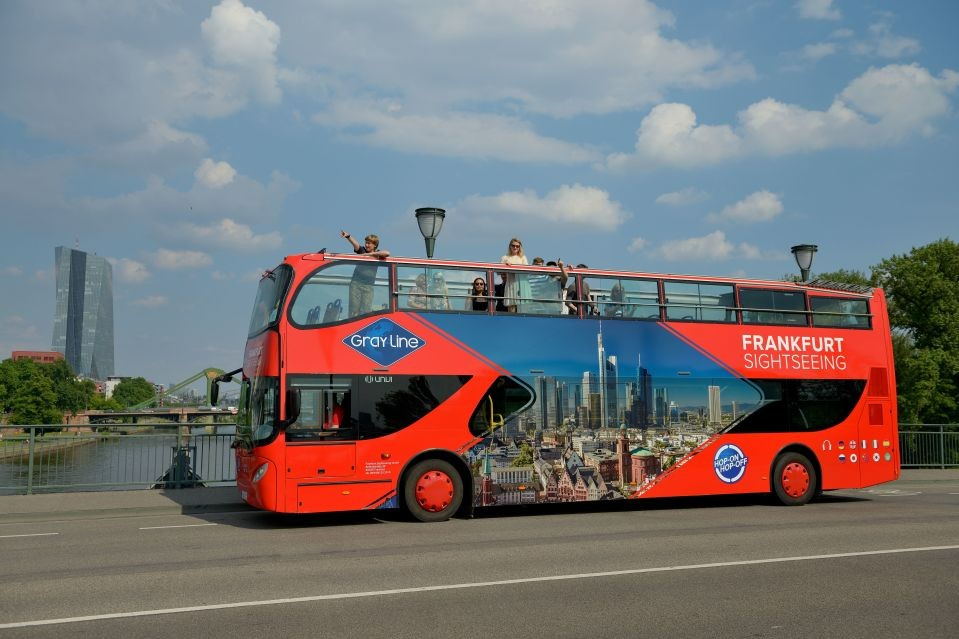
[
  {"xmin": 306, "ymin": 252, "xmax": 876, "ymax": 296},
  {"xmin": 804, "ymin": 279, "xmax": 874, "ymax": 295}
]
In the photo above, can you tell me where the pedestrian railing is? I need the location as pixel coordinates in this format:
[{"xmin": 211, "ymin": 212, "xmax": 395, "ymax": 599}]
[
  {"xmin": 0, "ymin": 422, "xmax": 955, "ymax": 494},
  {"xmin": 0, "ymin": 424, "xmax": 236, "ymax": 495},
  {"xmin": 899, "ymin": 424, "xmax": 959, "ymax": 469}
]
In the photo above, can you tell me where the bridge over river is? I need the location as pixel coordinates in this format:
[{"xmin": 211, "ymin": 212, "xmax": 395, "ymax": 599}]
[{"xmin": 64, "ymin": 406, "xmax": 239, "ymax": 426}]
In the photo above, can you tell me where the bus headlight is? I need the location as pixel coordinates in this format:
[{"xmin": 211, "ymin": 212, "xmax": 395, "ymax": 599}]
[{"xmin": 252, "ymin": 463, "xmax": 269, "ymax": 484}]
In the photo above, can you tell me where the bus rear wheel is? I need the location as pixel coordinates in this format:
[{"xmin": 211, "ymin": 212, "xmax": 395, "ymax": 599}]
[
  {"xmin": 404, "ymin": 459, "xmax": 463, "ymax": 522},
  {"xmin": 772, "ymin": 452, "xmax": 817, "ymax": 506}
]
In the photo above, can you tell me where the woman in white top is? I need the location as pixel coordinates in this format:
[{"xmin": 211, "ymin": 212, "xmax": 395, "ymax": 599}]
[{"xmin": 500, "ymin": 237, "xmax": 528, "ymax": 312}]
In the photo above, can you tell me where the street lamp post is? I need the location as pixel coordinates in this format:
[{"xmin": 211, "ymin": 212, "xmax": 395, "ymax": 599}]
[
  {"xmin": 791, "ymin": 244, "xmax": 818, "ymax": 282},
  {"xmin": 415, "ymin": 207, "xmax": 446, "ymax": 258}
]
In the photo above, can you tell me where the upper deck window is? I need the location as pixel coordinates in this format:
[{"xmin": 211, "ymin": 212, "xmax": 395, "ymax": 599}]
[
  {"xmin": 810, "ymin": 297, "xmax": 871, "ymax": 329},
  {"xmin": 740, "ymin": 288, "xmax": 807, "ymax": 326},
  {"xmin": 587, "ymin": 276, "xmax": 661, "ymax": 320},
  {"xmin": 664, "ymin": 281, "xmax": 736, "ymax": 322},
  {"xmin": 514, "ymin": 270, "xmax": 568, "ymax": 315},
  {"xmin": 289, "ymin": 262, "xmax": 391, "ymax": 327},
  {"xmin": 397, "ymin": 266, "xmax": 487, "ymax": 312}
]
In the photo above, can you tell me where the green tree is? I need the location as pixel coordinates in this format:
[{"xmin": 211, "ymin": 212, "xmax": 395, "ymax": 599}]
[
  {"xmin": 112, "ymin": 377, "xmax": 156, "ymax": 407},
  {"xmin": 9, "ymin": 369, "xmax": 62, "ymax": 426},
  {"xmin": 45, "ymin": 359, "xmax": 96, "ymax": 414},
  {"xmin": 872, "ymin": 239, "xmax": 959, "ymax": 423},
  {"xmin": 90, "ymin": 394, "xmax": 123, "ymax": 411},
  {"xmin": 512, "ymin": 442, "xmax": 534, "ymax": 467}
]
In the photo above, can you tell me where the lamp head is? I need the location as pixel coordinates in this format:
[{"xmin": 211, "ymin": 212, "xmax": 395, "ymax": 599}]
[
  {"xmin": 790, "ymin": 244, "xmax": 818, "ymax": 281},
  {"xmin": 415, "ymin": 207, "xmax": 446, "ymax": 258}
]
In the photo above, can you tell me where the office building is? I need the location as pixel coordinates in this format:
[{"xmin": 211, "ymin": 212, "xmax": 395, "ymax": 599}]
[{"xmin": 51, "ymin": 246, "xmax": 114, "ymax": 379}]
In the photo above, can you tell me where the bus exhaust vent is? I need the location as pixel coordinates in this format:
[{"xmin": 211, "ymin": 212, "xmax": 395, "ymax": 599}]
[{"xmin": 805, "ymin": 279, "xmax": 874, "ymax": 295}]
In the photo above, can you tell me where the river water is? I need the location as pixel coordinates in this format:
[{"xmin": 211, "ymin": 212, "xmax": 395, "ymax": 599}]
[{"xmin": 0, "ymin": 426, "xmax": 236, "ymax": 494}]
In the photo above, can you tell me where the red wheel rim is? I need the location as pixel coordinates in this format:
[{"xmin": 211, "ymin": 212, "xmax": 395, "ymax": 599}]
[
  {"xmin": 415, "ymin": 470, "xmax": 454, "ymax": 513},
  {"xmin": 781, "ymin": 462, "xmax": 810, "ymax": 498}
]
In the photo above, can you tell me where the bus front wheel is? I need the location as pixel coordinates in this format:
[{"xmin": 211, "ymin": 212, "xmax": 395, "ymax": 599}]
[
  {"xmin": 772, "ymin": 452, "xmax": 817, "ymax": 506},
  {"xmin": 403, "ymin": 459, "xmax": 463, "ymax": 522}
]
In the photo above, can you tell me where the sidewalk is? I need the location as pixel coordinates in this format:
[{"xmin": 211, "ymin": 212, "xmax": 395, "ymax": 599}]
[
  {"xmin": 0, "ymin": 485, "xmax": 251, "ymax": 523},
  {"xmin": 0, "ymin": 469, "xmax": 956, "ymax": 523}
]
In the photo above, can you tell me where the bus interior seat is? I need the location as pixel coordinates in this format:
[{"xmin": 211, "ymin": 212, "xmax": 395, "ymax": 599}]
[{"xmin": 322, "ymin": 299, "xmax": 342, "ymax": 323}]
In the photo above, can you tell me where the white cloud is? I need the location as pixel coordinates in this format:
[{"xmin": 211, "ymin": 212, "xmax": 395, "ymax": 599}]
[
  {"xmin": 0, "ymin": 314, "xmax": 41, "ymax": 347},
  {"xmin": 177, "ymin": 218, "xmax": 282, "ymax": 252},
  {"xmin": 800, "ymin": 42, "xmax": 837, "ymax": 61},
  {"xmin": 201, "ymin": 0, "xmax": 282, "ymax": 104},
  {"xmin": 654, "ymin": 231, "xmax": 762, "ymax": 262},
  {"xmin": 314, "ymin": 101, "xmax": 599, "ymax": 164},
  {"xmin": 457, "ymin": 184, "xmax": 629, "ymax": 231},
  {"xmin": 627, "ymin": 237, "xmax": 648, "ymax": 253},
  {"xmin": 195, "ymin": 158, "xmax": 237, "ymax": 189},
  {"xmin": 839, "ymin": 64, "xmax": 959, "ymax": 138},
  {"xmin": 287, "ymin": 1, "xmax": 754, "ymax": 119},
  {"xmin": 707, "ymin": 191, "xmax": 784, "ymax": 224},
  {"xmin": 656, "ymin": 187, "xmax": 709, "ymax": 206},
  {"xmin": 1, "ymin": 266, "xmax": 24, "ymax": 277},
  {"xmin": 149, "ymin": 249, "xmax": 213, "ymax": 270},
  {"xmin": 606, "ymin": 63, "xmax": 959, "ymax": 169},
  {"xmin": 108, "ymin": 258, "xmax": 150, "ymax": 284},
  {"xmin": 852, "ymin": 16, "xmax": 921, "ymax": 59},
  {"xmin": 131, "ymin": 295, "xmax": 168, "ymax": 308},
  {"xmin": 606, "ymin": 103, "xmax": 742, "ymax": 170},
  {"xmin": 796, "ymin": 0, "xmax": 841, "ymax": 21}
]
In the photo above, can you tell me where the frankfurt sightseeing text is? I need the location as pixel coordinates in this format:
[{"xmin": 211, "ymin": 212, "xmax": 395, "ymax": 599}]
[{"xmin": 742, "ymin": 334, "xmax": 847, "ymax": 371}]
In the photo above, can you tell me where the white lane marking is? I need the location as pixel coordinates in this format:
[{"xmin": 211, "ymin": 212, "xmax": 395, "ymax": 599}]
[
  {"xmin": 863, "ymin": 488, "xmax": 921, "ymax": 496},
  {"xmin": 0, "ymin": 532, "xmax": 59, "ymax": 539},
  {"xmin": 3, "ymin": 544, "xmax": 957, "ymax": 629},
  {"xmin": 139, "ymin": 523, "xmax": 218, "ymax": 530}
]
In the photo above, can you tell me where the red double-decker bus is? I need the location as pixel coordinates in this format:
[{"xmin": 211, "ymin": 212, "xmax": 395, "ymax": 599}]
[{"xmin": 221, "ymin": 251, "xmax": 898, "ymax": 521}]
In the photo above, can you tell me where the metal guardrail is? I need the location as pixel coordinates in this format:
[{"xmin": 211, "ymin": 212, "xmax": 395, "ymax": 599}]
[
  {"xmin": 0, "ymin": 424, "xmax": 236, "ymax": 495},
  {"xmin": 899, "ymin": 424, "xmax": 959, "ymax": 469},
  {"xmin": 0, "ymin": 423, "xmax": 954, "ymax": 494}
]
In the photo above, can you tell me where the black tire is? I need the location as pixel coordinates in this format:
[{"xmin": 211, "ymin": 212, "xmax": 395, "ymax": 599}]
[
  {"xmin": 772, "ymin": 452, "xmax": 817, "ymax": 506},
  {"xmin": 403, "ymin": 459, "xmax": 463, "ymax": 522}
]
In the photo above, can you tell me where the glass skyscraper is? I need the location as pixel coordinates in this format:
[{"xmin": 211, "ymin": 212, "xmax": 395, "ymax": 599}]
[{"xmin": 52, "ymin": 246, "xmax": 114, "ymax": 379}]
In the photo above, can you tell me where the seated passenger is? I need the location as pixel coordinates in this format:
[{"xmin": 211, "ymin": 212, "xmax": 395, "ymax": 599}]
[
  {"xmin": 428, "ymin": 272, "xmax": 451, "ymax": 310},
  {"xmin": 407, "ymin": 274, "xmax": 428, "ymax": 309},
  {"xmin": 605, "ymin": 283, "xmax": 634, "ymax": 317}
]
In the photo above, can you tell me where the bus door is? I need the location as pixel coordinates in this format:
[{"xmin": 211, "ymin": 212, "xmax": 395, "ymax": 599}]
[
  {"xmin": 857, "ymin": 366, "xmax": 897, "ymax": 485},
  {"xmin": 285, "ymin": 377, "xmax": 356, "ymax": 480}
]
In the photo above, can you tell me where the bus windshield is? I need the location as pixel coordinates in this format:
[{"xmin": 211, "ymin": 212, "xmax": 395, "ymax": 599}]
[{"xmin": 248, "ymin": 265, "xmax": 293, "ymax": 337}]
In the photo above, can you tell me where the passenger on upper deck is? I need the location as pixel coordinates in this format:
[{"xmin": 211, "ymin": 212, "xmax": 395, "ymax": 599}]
[
  {"xmin": 525, "ymin": 259, "xmax": 569, "ymax": 314},
  {"xmin": 428, "ymin": 271, "xmax": 451, "ymax": 310},
  {"xmin": 340, "ymin": 230, "xmax": 390, "ymax": 316},
  {"xmin": 566, "ymin": 264, "xmax": 598, "ymax": 316},
  {"xmin": 407, "ymin": 273, "xmax": 428, "ymax": 310},
  {"xmin": 500, "ymin": 238, "xmax": 528, "ymax": 313},
  {"xmin": 604, "ymin": 283, "xmax": 634, "ymax": 318},
  {"xmin": 466, "ymin": 277, "xmax": 490, "ymax": 311}
]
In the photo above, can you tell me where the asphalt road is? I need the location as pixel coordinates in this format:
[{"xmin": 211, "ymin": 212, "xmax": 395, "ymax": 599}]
[{"xmin": 2, "ymin": 480, "xmax": 958, "ymax": 638}]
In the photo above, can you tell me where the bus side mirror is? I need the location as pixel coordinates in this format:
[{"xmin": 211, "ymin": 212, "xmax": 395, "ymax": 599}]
[
  {"xmin": 210, "ymin": 383, "xmax": 220, "ymax": 406},
  {"xmin": 491, "ymin": 414, "xmax": 504, "ymax": 431},
  {"xmin": 285, "ymin": 389, "xmax": 301, "ymax": 425}
]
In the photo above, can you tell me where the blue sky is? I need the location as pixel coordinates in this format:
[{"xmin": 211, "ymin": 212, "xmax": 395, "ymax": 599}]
[{"xmin": 1, "ymin": 0, "xmax": 957, "ymax": 387}]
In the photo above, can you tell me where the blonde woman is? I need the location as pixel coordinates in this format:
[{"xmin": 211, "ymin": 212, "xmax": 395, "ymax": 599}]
[{"xmin": 500, "ymin": 237, "xmax": 528, "ymax": 312}]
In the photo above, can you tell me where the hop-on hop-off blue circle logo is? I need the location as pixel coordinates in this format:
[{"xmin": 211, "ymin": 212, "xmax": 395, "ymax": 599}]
[
  {"xmin": 344, "ymin": 318, "xmax": 426, "ymax": 367},
  {"xmin": 714, "ymin": 444, "xmax": 748, "ymax": 484}
]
